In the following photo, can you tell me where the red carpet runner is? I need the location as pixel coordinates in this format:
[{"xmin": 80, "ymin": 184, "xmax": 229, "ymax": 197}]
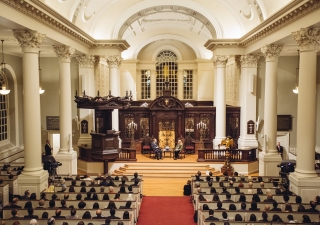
[{"xmin": 137, "ymin": 196, "xmax": 197, "ymax": 225}]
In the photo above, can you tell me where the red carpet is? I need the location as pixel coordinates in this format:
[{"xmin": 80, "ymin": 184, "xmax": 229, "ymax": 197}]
[{"xmin": 137, "ymin": 196, "xmax": 197, "ymax": 225}]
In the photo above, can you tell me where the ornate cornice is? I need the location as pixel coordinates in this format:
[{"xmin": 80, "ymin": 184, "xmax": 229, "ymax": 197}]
[
  {"xmin": 260, "ymin": 44, "xmax": 284, "ymax": 61},
  {"xmin": 107, "ymin": 56, "xmax": 122, "ymax": 68},
  {"xmin": 213, "ymin": 55, "xmax": 228, "ymax": 67},
  {"xmin": 92, "ymin": 40, "xmax": 130, "ymax": 52},
  {"xmin": 76, "ymin": 55, "xmax": 96, "ymax": 68},
  {"xmin": 240, "ymin": 54, "xmax": 260, "ymax": 67},
  {"xmin": 204, "ymin": 40, "xmax": 243, "ymax": 51},
  {"xmin": 13, "ymin": 30, "xmax": 45, "ymax": 52},
  {"xmin": 53, "ymin": 46, "xmax": 75, "ymax": 63},
  {"xmin": 292, "ymin": 28, "xmax": 320, "ymax": 50}
]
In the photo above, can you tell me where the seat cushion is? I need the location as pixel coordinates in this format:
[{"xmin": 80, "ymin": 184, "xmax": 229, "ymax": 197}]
[
  {"xmin": 143, "ymin": 146, "xmax": 151, "ymax": 149},
  {"xmin": 185, "ymin": 146, "xmax": 194, "ymax": 150}
]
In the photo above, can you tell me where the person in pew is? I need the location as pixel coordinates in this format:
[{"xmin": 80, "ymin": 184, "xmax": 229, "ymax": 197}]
[
  {"xmin": 103, "ymin": 193, "xmax": 110, "ymax": 200},
  {"xmin": 206, "ymin": 176, "xmax": 212, "ymax": 182},
  {"xmin": 275, "ymin": 188, "xmax": 282, "ymax": 195},
  {"xmin": 287, "ymin": 214, "xmax": 296, "ymax": 223},
  {"xmin": 298, "ymin": 204, "xmax": 306, "ymax": 212},
  {"xmin": 47, "ymin": 217, "xmax": 55, "ymax": 225},
  {"xmin": 202, "ymin": 204, "xmax": 210, "ymax": 210},
  {"xmin": 272, "ymin": 181, "xmax": 278, "ymax": 188},
  {"xmin": 89, "ymin": 187, "xmax": 96, "ymax": 192},
  {"xmin": 36, "ymin": 199, "xmax": 46, "ymax": 209},
  {"xmin": 195, "ymin": 174, "xmax": 204, "ymax": 182},
  {"xmin": 104, "ymin": 218, "xmax": 112, "ymax": 225},
  {"xmin": 105, "ymin": 200, "xmax": 117, "ymax": 209},
  {"xmin": 118, "ymin": 186, "xmax": 126, "ymax": 193},
  {"xmin": 238, "ymin": 194, "xmax": 247, "ymax": 202},
  {"xmin": 77, "ymin": 221, "xmax": 85, "ymax": 225},
  {"xmin": 264, "ymin": 205, "xmax": 270, "ymax": 211},
  {"xmin": 92, "ymin": 193, "xmax": 98, "ymax": 200},
  {"xmin": 4, "ymin": 198, "xmax": 21, "ymax": 208},
  {"xmin": 215, "ymin": 201, "xmax": 226, "ymax": 210},
  {"xmin": 76, "ymin": 194, "xmax": 82, "ymax": 200},
  {"xmin": 234, "ymin": 187, "xmax": 243, "ymax": 195},
  {"xmin": 40, "ymin": 192, "xmax": 48, "ymax": 200},
  {"xmin": 29, "ymin": 219, "xmax": 37, "ymax": 225},
  {"xmin": 53, "ymin": 209, "xmax": 66, "ymax": 219},
  {"xmin": 114, "ymin": 193, "xmax": 121, "ymax": 200},
  {"xmin": 23, "ymin": 201, "xmax": 33, "ymax": 209},
  {"xmin": 30, "ymin": 193, "xmax": 37, "ymax": 200},
  {"xmin": 90, "ymin": 179, "xmax": 96, "ymax": 186},
  {"xmin": 295, "ymin": 195, "xmax": 302, "ymax": 203},
  {"xmin": 99, "ymin": 178, "xmax": 109, "ymax": 187},
  {"xmin": 80, "ymin": 181, "xmax": 86, "ymax": 186},
  {"xmin": 219, "ymin": 181, "xmax": 224, "ymax": 187},
  {"xmin": 82, "ymin": 210, "xmax": 92, "ymax": 219},
  {"xmin": 256, "ymin": 188, "xmax": 263, "ymax": 195},
  {"xmin": 270, "ymin": 201, "xmax": 282, "ymax": 211},
  {"xmin": 131, "ymin": 172, "xmax": 140, "ymax": 181},
  {"xmin": 119, "ymin": 201, "xmax": 132, "ymax": 209},
  {"xmin": 84, "ymin": 192, "xmax": 92, "ymax": 200},
  {"xmin": 212, "ymin": 193, "xmax": 220, "ymax": 202},
  {"xmin": 100, "ymin": 187, "xmax": 105, "ymax": 193},
  {"xmin": 41, "ymin": 212, "xmax": 49, "ymax": 219},
  {"xmin": 108, "ymin": 186, "xmax": 114, "ymax": 193},
  {"xmin": 119, "ymin": 178, "xmax": 129, "ymax": 187},
  {"xmin": 272, "ymin": 214, "xmax": 283, "ymax": 222},
  {"xmin": 238, "ymin": 182, "xmax": 244, "ymax": 188},
  {"xmin": 228, "ymin": 203, "xmax": 236, "ymax": 210},
  {"xmin": 259, "ymin": 212, "xmax": 269, "ymax": 222},
  {"xmin": 92, "ymin": 202, "xmax": 100, "ymax": 209},
  {"xmin": 127, "ymin": 193, "xmax": 133, "ymax": 201},
  {"xmin": 205, "ymin": 209, "xmax": 219, "ymax": 220},
  {"xmin": 105, "ymin": 208, "xmax": 120, "ymax": 219},
  {"xmin": 284, "ymin": 203, "xmax": 293, "ymax": 212},
  {"xmin": 228, "ymin": 181, "xmax": 234, "ymax": 187},
  {"xmin": 10, "ymin": 209, "xmax": 21, "ymax": 219},
  {"xmin": 64, "ymin": 194, "xmax": 69, "ymax": 200},
  {"xmin": 247, "ymin": 189, "xmax": 252, "ymax": 194},
  {"xmin": 220, "ymin": 187, "xmax": 229, "ymax": 194},
  {"xmin": 222, "ymin": 211, "xmax": 229, "ymax": 221},
  {"xmin": 215, "ymin": 176, "xmax": 220, "ymax": 182},
  {"xmin": 259, "ymin": 181, "xmax": 264, "ymax": 188},
  {"xmin": 80, "ymin": 186, "xmax": 87, "ymax": 193},
  {"xmin": 248, "ymin": 182, "xmax": 253, "ymax": 188},
  {"xmin": 48, "ymin": 200, "xmax": 56, "ymax": 209},
  {"xmin": 234, "ymin": 214, "xmax": 243, "ymax": 221},
  {"xmin": 21, "ymin": 190, "xmax": 30, "ymax": 199},
  {"xmin": 249, "ymin": 201, "xmax": 260, "ymax": 211},
  {"xmin": 223, "ymin": 193, "xmax": 233, "ymax": 202},
  {"xmin": 51, "ymin": 194, "xmax": 59, "ymax": 201},
  {"xmin": 24, "ymin": 207, "xmax": 39, "ymax": 219},
  {"xmin": 78, "ymin": 201, "xmax": 86, "ymax": 209},
  {"xmin": 199, "ymin": 194, "xmax": 209, "ymax": 202},
  {"xmin": 306, "ymin": 201, "xmax": 319, "ymax": 212},
  {"xmin": 302, "ymin": 214, "xmax": 312, "ymax": 223},
  {"xmin": 315, "ymin": 196, "xmax": 320, "ymax": 204},
  {"xmin": 282, "ymin": 184, "xmax": 292, "ymax": 195},
  {"xmin": 263, "ymin": 193, "xmax": 274, "ymax": 202},
  {"xmin": 282, "ymin": 194, "xmax": 290, "ymax": 203},
  {"xmin": 71, "ymin": 180, "xmax": 77, "ymax": 186},
  {"xmin": 60, "ymin": 200, "xmax": 67, "ymax": 208},
  {"xmin": 183, "ymin": 180, "xmax": 192, "ymax": 196},
  {"xmin": 239, "ymin": 202, "xmax": 247, "ymax": 211},
  {"xmin": 66, "ymin": 208, "xmax": 79, "ymax": 219},
  {"xmin": 248, "ymin": 213, "xmax": 257, "ymax": 221},
  {"xmin": 251, "ymin": 194, "xmax": 260, "ymax": 202},
  {"xmin": 210, "ymin": 186, "xmax": 217, "ymax": 194},
  {"xmin": 123, "ymin": 211, "xmax": 130, "ymax": 219}
]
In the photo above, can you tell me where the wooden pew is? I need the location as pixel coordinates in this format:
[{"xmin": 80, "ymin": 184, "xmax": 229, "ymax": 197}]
[
  {"xmin": 54, "ymin": 185, "xmax": 140, "ymax": 193},
  {"xmin": 192, "ymin": 180, "xmax": 276, "ymax": 188},
  {"xmin": 2, "ymin": 219, "xmax": 131, "ymax": 225},
  {"xmin": 195, "ymin": 187, "xmax": 282, "ymax": 195},
  {"xmin": 0, "ymin": 183, "xmax": 9, "ymax": 205}
]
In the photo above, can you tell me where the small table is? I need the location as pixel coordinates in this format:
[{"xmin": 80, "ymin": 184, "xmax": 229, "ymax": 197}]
[{"xmin": 162, "ymin": 149, "xmax": 173, "ymax": 158}]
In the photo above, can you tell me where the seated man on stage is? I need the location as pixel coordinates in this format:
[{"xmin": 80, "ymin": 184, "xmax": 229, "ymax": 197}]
[
  {"xmin": 151, "ymin": 138, "xmax": 162, "ymax": 160},
  {"xmin": 174, "ymin": 139, "xmax": 183, "ymax": 160}
]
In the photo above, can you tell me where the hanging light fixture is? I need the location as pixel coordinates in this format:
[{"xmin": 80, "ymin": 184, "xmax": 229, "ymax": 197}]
[
  {"xmin": 38, "ymin": 51, "xmax": 45, "ymax": 94},
  {"xmin": 292, "ymin": 50, "xmax": 299, "ymax": 94},
  {"xmin": 0, "ymin": 40, "xmax": 10, "ymax": 95}
]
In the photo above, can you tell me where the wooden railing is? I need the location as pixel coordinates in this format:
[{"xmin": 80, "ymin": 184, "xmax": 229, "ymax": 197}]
[
  {"xmin": 197, "ymin": 148, "xmax": 257, "ymax": 162},
  {"xmin": 117, "ymin": 148, "xmax": 137, "ymax": 161}
]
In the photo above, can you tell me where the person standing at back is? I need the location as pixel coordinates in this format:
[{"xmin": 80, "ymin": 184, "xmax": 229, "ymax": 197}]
[
  {"xmin": 45, "ymin": 140, "xmax": 53, "ymax": 156},
  {"xmin": 276, "ymin": 142, "xmax": 283, "ymax": 158}
]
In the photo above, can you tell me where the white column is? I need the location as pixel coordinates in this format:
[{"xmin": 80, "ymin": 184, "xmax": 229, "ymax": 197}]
[
  {"xmin": 178, "ymin": 70, "xmax": 184, "ymax": 100},
  {"xmin": 13, "ymin": 30, "xmax": 48, "ymax": 195},
  {"xmin": 213, "ymin": 56, "xmax": 228, "ymax": 148},
  {"xmin": 53, "ymin": 46, "xmax": 77, "ymax": 175},
  {"xmin": 289, "ymin": 28, "xmax": 320, "ymax": 202},
  {"xmin": 150, "ymin": 69, "xmax": 157, "ymax": 99},
  {"xmin": 259, "ymin": 44, "xmax": 283, "ymax": 176},
  {"xmin": 76, "ymin": 55, "xmax": 96, "ymax": 145},
  {"xmin": 107, "ymin": 55, "xmax": 121, "ymax": 130},
  {"xmin": 238, "ymin": 54, "xmax": 260, "ymax": 148}
]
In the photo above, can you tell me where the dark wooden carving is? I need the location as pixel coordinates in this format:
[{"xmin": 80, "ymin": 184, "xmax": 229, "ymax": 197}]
[
  {"xmin": 247, "ymin": 120, "xmax": 255, "ymax": 134},
  {"xmin": 81, "ymin": 120, "xmax": 88, "ymax": 133},
  {"xmin": 277, "ymin": 115, "xmax": 292, "ymax": 131}
]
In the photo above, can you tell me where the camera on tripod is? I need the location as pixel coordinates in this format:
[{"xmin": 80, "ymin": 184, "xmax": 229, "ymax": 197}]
[
  {"xmin": 50, "ymin": 161, "xmax": 62, "ymax": 169},
  {"xmin": 277, "ymin": 160, "xmax": 295, "ymax": 176}
]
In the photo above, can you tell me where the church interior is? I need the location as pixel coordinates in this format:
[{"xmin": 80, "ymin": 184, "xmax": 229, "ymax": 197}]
[{"xmin": 1, "ymin": 0, "xmax": 320, "ymax": 223}]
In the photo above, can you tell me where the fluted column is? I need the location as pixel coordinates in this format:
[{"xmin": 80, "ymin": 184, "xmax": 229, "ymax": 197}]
[
  {"xmin": 53, "ymin": 46, "xmax": 77, "ymax": 175},
  {"xmin": 289, "ymin": 28, "xmax": 320, "ymax": 202},
  {"xmin": 213, "ymin": 56, "xmax": 228, "ymax": 148},
  {"xmin": 259, "ymin": 44, "xmax": 283, "ymax": 176},
  {"xmin": 107, "ymin": 55, "xmax": 121, "ymax": 130},
  {"xmin": 13, "ymin": 30, "xmax": 48, "ymax": 195},
  {"xmin": 178, "ymin": 70, "xmax": 184, "ymax": 99},
  {"xmin": 238, "ymin": 54, "xmax": 260, "ymax": 148},
  {"xmin": 76, "ymin": 55, "xmax": 96, "ymax": 145},
  {"xmin": 150, "ymin": 69, "xmax": 157, "ymax": 99}
]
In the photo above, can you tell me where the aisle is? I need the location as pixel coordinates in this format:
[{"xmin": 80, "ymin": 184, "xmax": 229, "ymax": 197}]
[{"xmin": 137, "ymin": 196, "xmax": 196, "ymax": 225}]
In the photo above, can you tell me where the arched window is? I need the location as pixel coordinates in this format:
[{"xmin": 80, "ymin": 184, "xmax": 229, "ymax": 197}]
[
  {"xmin": 0, "ymin": 70, "xmax": 8, "ymax": 142},
  {"xmin": 156, "ymin": 51, "xmax": 178, "ymax": 97}
]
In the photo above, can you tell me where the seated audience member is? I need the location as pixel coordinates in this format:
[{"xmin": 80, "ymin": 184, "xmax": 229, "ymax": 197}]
[
  {"xmin": 76, "ymin": 194, "xmax": 82, "ymax": 200},
  {"xmin": 183, "ymin": 180, "xmax": 192, "ymax": 196},
  {"xmin": 29, "ymin": 219, "xmax": 37, "ymax": 225},
  {"xmin": 99, "ymin": 187, "xmax": 105, "ymax": 193},
  {"xmin": 256, "ymin": 188, "xmax": 263, "ymax": 195},
  {"xmin": 89, "ymin": 187, "xmax": 96, "ymax": 192},
  {"xmin": 206, "ymin": 176, "xmax": 211, "ymax": 182},
  {"xmin": 220, "ymin": 186, "xmax": 229, "ymax": 194},
  {"xmin": 68, "ymin": 186, "xmax": 75, "ymax": 192},
  {"xmin": 222, "ymin": 211, "xmax": 229, "ymax": 221},
  {"xmin": 119, "ymin": 201, "xmax": 132, "ymax": 209},
  {"xmin": 36, "ymin": 199, "xmax": 46, "ymax": 208},
  {"xmin": 51, "ymin": 194, "xmax": 58, "ymax": 201},
  {"xmin": 238, "ymin": 182, "xmax": 244, "ymax": 188},
  {"xmin": 105, "ymin": 208, "xmax": 120, "ymax": 219},
  {"xmin": 282, "ymin": 184, "xmax": 293, "ymax": 195},
  {"xmin": 272, "ymin": 181, "xmax": 278, "ymax": 188},
  {"xmin": 247, "ymin": 176, "xmax": 253, "ymax": 182},
  {"xmin": 252, "ymin": 194, "xmax": 261, "ymax": 202},
  {"xmin": 249, "ymin": 201, "xmax": 260, "ymax": 211},
  {"xmin": 210, "ymin": 186, "xmax": 217, "ymax": 194},
  {"xmin": 234, "ymin": 214, "xmax": 243, "ymax": 221},
  {"xmin": 103, "ymin": 193, "xmax": 110, "ymax": 200},
  {"xmin": 205, "ymin": 209, "xmax": 219, "ymax": 220},
  {"xmin": 41, "ymin": 212, "xmax": 48, "ymax": 219},
  {"xmin": 40, "ymin": 192, "xmax": 48, "ymax": 200},
  {"xmin": 29, "ymin": 193, "xmax": 37, "ymax": 200},
  {"xmin": 259, "ymin": 181, "xmax": 264, "ymax": 188},
  {"xmin": 284, "ymin": 203, "xmax": 293, "ymax": 212},
  {"xmin": 48, "ymin": 200, "xmax": 56, "ymax": 208},
  {"xmin": 202, "ymin": 204, "xmax": 210, "ymax": 210},
  {"xmin": 60, "ymin": 200, "xmax": 67, "ymax": 208},
  {"xmin": 258, "ymin": 176, "xmax": 263, "ymax": 182},
  {"xmin": 265, "ymin": 189, "xmax": 271, "ymax": 194},
  {"xmin": 66, "ymin": 208, "xmax": 78, "ymax": 219},
  {"xmin": 302, "ymin": 214, "xmax": 311, "ymax": 223},
  {"xmin": 297, "ymin": 204, "xmax": 306, "ymax": 212},
  {"xmin": 219, "ymin": 181, "xmax": 224, "ymax": 187},
  {"xmin": 315, "ymin": 196, "xmax": 320, "ymax": 204},
  {"xmin": 215, "ymin": 201, "xmax": 226, "ymax": 210},
  {"xmin": 108, "ymin": 186, "xmax": 114, "ymax": 193},
  {"xmin": 259, "ymin": 212, "xmax": 269, "ymax": 222},
  {"xmin": 84, "ymin": 192, "xmax": 92, "ymax": 200},
  {"xmin": 282, "ymin": 194, "xmax": 290, "ymax": 203},
  {"xmin": 24, "ymin": 201, "xmax": 33, "ymax": 209},
  {"xmin": 212, "ymin": 194, "xmax": 220, "ymax": 202},
  {"xmin": 21, "ymin": 190, "xmax": 30, "ymax": 199},
  {"xmin": 123, "ymin": 211, "xmax": 130, "ymax": 219},
  {"xmin": 215, "ymin": 176, "xmax": 220, "ymax": 182},
  {"xmin": 71, "ymin": 180, "xmax": 77, "ymax": 186},
  {"xmin": 249, "ymin": 214, "xmax": 257, "ymax": 221},
  {"xmin": 247, "ymin": 189, "xmax": 252, "ymax": 194},
  {"xmin": 287, "ymin": 214, "xmax": 295, "ymax": 223},
  {"xmin": 119, "ymin": 178, "xmax": 129, "ymax": 187},
  {"xmin": 105, "ymin": 200, "xmax": 117, "ymax": 209},
  {"xmin": 92, "ymin": 202, "xmax": 100, "ymax": 209},
  {"xmin": 239, "ymin": 202, "xmax": 247, "ymax": 211},
  {"xmin": 264, "ymin": 205, "xmax": 270, "ymax": 211},
  {"xmin": 131, "ymin": 172, "xmax": 140, "ymax": 181},
  {"xmin": 263, "ymin": 193, "xmax": 274, "ymax": 202},
  {"xmin": 272, "ymin": 214, "xmax": 283, "ymax": 222},
  {"xmin": 100, "ymin": 178, "xmax": 109, "ymax": 186},
  {"xmin": 199, "ymin": 194, "xmax": 208, "ymax": 202},
  {"xmin": 80, "ymin": 186, "xmax": 87, "ymax": 193},
  {"xmin": 5, "ymin": 198, "xmax": 21, "ymax": 209},
  {"xmin": 78, "ymin": 201, "xmax": 87, "ymax": 209},
  {"xmin": 195, "ymin": 174, "xmax": 203, "ymax": 181},
  {"xmin": 118, "ymin": 186, "xmax": 126, "ymax": 193},
  {"xmin": 248, "ymin": 182, "xmax": 253, "ymax": 188},
  {"xmin": 82, "ymin": 211, "xmax": 92, "ymax": 219},
  {"xmin": 10, "ymin": 209, "xmax": 20, "ymax": 218},
  {"xmin": 223, "ymin": 193, "xmax": 233, "ymax": 202},
  {"xmin": 295, "ymin": 195, "xmax": 302, "ymax": 203},
  {"xmin": 229, "ymin": 203, "xmax": 236, "ymax": 210},
  {"xmin": 92, "ymin": 193, "xmax": 98, "ymax": 200},
  {"xmin": 47, "ymin": 217, "xmax": 55, "ymax": 225},
  {"xmin": 306, "ymin": 201, "xmax": 319, "ymax": 212},
  {"xmin": 92, "ymin": 209, "xmax": 104, "ymax": 219},
  {"xmin": 270, "ymin": 201, "xmax": 282, "ymax": 211},
  {"xmin": 53, "ymin": 209, "xmax": 66, "ymax": 219},
  {"xmin": 229, "ymin": 180, "xmax": 234, "ymax": 187},
  {"xmin": 24, "ymin": 208, "xmax": 39, "ymax": 219}
]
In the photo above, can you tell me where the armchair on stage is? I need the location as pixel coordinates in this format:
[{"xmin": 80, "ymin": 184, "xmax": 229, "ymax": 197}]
[
  {"xmin": 184, "ymin": 135, "xmax": 195, "ymax": 154},
  {"xmin": 142, "ymin": 135, "xmax": 153, "ymax": 154}
]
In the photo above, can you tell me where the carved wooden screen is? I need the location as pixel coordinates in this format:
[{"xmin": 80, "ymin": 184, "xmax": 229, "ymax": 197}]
[
  {"xmin": 139, "ymin": 117, "xmax": 149, "ymax": 138},
  {"xmin": 199, "ymin": 115, "xmax": 210, "ymax": 140},
  {"xmin": 185, "ymin": 117, "xmax": 194, "ymax": 138},
  {"xmin": 125, "ymin": 117, "xmax": 134, "ymax": 139},
  {"xmin": 158, "ymin": 120, "xmax": 175, "ymax": 149}
]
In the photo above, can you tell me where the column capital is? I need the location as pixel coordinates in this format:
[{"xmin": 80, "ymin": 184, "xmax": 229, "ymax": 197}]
[
  {"xmin": 260, "ymin": 44, "xmax": 284, "ymax": 61},
  {"xmin": 292, "ymin": 28, "xmax": 320, "ymax": 51},
  {"xmin": 107, "ymin": 55, "xmax": 122, "ymax": 68},
  {"xmin": 76, "ymin": 55, "xmax": 95, "ymax": 68},
  {"xmin": 13, "ymin": 30, "xmax": 45, "ymax": 53},
  {"xmin": 240, "ymin": 54, "xmax": 260, "ymax": 67},
  {"xmin": 53, "ymin": 45, "xmax": 75, "ymax": 63},
  {"xmin": 213, "ymin": 55, "xmax": 228, "ymax": 67}
]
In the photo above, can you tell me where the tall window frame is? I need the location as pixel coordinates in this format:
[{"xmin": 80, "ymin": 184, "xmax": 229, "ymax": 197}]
[
  {"xmin": 183, "ymin": 70, "xmax": 193, "ymax": 99},
  {"xmin": 155, "ymin": 51, "xmax": 178, "ymax": 97},
  {"xmin": 141, "ymin": 70, "xmax": 151, "ymax": 100},
  {"xmin": 0, "ymin": 70, "xmax": 8, "ymax": 142}
]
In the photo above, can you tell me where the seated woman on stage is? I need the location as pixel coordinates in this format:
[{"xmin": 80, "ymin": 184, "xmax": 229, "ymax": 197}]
[{"xmin": 174, "ymin": 140, "xmax": 183, "ymax": 160}]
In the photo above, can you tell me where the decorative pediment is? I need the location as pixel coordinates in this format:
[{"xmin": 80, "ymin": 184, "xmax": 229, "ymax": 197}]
[{"xmin": 149, "ymin": 96, "xmax": 185, "ymax": 110}]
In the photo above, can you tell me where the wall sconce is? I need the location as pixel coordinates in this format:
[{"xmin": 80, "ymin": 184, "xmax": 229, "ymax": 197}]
[
  {"xmin": 292, "ymin": 50, "xmax": 299, "ymax": 94},
  {"xmin": 38, "ymin": 51, "xmax": 45, "ymax": 94},
  {"xmin": 0, "ymin": 40, "xmax": 10, "ymax": 95}
]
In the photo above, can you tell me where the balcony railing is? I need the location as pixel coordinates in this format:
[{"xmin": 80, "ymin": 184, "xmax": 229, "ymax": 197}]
[
  {"xmin": 197, "ymin": 148, "xmax": 257, "ymax": 162},
  {"xmin": 117, "ymin": 148, "xmax": 137, "ymax": 161}
]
